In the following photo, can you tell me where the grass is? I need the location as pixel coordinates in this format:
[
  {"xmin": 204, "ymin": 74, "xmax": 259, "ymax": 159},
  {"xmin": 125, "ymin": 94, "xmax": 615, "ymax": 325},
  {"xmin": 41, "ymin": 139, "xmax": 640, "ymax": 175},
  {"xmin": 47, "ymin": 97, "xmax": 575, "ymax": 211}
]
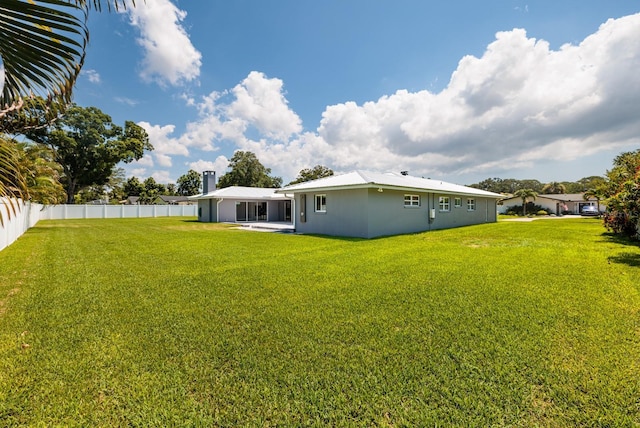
[{"xmin": 0, "ymin": 217, "xmax": 639, "ymax": 426}]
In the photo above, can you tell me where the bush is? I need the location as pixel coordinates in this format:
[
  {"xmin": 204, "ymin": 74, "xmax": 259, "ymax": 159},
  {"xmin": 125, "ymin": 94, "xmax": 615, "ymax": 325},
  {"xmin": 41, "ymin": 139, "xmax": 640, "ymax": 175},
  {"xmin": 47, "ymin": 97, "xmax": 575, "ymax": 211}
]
[
  {"xmin": 537, "ymin": 210, "xmax": 548, "ymax": 216},
  {"xmin": 505, "ymin": 203, "xmax": 546, "ymax": 216}
]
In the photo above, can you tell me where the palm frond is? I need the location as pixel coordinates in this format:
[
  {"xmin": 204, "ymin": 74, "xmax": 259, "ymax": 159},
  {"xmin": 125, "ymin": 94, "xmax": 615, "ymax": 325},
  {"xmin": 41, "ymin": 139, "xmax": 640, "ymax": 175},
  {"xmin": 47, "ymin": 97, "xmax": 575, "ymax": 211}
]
[
  {"xmin": 0, "ymin": 0, "xmax": 88, "ymax": 115},
  {"xmin": 0, "ymin": 137, "xmax": 27, "ymax": 226},
  {"xmin": 72, "ymin": 0, "xmax": 136, "ymax": 12}
]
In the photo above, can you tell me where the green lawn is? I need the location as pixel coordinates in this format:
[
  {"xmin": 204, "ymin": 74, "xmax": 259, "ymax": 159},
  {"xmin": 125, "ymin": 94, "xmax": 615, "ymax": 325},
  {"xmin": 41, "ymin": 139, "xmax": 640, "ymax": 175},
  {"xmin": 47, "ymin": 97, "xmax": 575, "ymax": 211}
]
[{"xmin": 1, "ymin": 218, "xmax": 639, "ymax": 426}]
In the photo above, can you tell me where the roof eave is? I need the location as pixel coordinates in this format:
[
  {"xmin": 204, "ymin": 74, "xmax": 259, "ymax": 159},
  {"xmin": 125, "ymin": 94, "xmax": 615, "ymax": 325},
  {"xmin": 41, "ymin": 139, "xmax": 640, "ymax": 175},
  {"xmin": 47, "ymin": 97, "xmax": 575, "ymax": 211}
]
[{"xmin": 279, "ymin": 182, "xmax": 501, "ymax": 198}]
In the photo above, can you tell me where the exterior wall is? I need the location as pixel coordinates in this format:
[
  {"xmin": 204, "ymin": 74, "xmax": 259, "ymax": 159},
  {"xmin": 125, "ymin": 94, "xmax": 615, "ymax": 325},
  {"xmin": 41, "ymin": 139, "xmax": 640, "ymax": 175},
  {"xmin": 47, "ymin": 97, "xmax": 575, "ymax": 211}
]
[
  {"xmin": 198, "ymin": 199, "xmax": 216, "ymax": 222},
  {"xmin": 217, "ymin": 200, "xmax": 238, "ymax": 222},
  {"xmin": 295, "ymin": 189, "xmax": 498, "ymax": 238},
  {"xmin": 429, "ymin": 195, "xmax": 497, "ymax": 230},
  {"xmin": 296, "ymin": 189, "xmax": 369, "ymax": 238},
  {"xmin": 366, "ymin": 189, "xmax": 432, "ymax": 237}
]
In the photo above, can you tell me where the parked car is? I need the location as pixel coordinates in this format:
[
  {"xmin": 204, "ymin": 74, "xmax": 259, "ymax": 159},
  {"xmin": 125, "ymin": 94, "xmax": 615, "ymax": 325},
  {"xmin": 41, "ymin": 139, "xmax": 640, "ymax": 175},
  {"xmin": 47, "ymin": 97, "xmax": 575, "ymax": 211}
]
[{"xmin": 581, "ymin": 205, "xmax": 600, "ymax": 216}]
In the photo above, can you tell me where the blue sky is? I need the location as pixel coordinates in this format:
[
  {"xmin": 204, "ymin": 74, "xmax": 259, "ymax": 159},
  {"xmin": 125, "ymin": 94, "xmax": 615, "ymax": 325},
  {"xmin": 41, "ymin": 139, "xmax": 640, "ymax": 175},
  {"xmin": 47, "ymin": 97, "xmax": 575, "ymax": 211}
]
[{"xmin": 73, "ymin": 0, "xmax": 640, "ymax": 186}]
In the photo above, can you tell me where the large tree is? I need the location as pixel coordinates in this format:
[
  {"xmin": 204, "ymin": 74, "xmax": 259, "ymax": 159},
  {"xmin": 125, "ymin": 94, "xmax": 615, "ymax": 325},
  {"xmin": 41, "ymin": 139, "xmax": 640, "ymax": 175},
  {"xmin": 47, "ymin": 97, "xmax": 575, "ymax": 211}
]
[
  {"xmin": 602, "ymin": 149, "xmax": 640, "ymax": 239},
  {"xmin": 177, "ymin": 169, "xmax": 201, "ymax": 196},
  {"xmin": 217, "ymin": 151, "xmax": 282, "ymax": 188},
  {"xmin": 123, "ymin": 176, "xmax": 144, "ymax": 197},
  {"xmin": 288, "ymin": 165, "xmax": 334, "ymax": 185},
  {"xmin": 25, "ymin": 104, "xmax": 152, "ymax": 203},
  {"xmin": 137, "ymin": 176, "xmax": 167, "ymax": 204}
]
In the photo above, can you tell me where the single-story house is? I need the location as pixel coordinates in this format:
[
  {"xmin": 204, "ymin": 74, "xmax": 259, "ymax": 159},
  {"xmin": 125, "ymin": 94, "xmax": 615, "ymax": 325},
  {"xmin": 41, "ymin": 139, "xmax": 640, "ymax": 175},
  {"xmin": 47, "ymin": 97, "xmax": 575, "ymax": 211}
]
[
  {"xmin": 498, "ymin": 193, "xmax": 605, "ymax": 215},
  {"xmin": 122, "ymin": 196, "xmax": 140, "ymax": 205},
  {"xmin": 192, "ymin": 186, "xmax": 292, "ymax": 223},
  {"xmin": 276, "ymin": 171, "xmax": 503, "ymax": 238},
  {"xmin": 151, "ymin": 195, "xmax": 194, "ymax": 205}
]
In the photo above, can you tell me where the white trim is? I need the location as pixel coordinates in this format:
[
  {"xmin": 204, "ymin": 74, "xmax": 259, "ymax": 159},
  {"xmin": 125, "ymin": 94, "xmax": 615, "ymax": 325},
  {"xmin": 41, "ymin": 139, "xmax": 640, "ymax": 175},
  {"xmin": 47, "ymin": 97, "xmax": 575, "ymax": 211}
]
[
  {"xmin": 404, "ymin": 194, "xmax": 420, "ymax": 207},
  {"xmin": 438, "ymin": 196, "xmax": 450, "ymax": 212},
  {"xmin": 315, "ymin": 194, "xmax": 327, "ymax": 213}
]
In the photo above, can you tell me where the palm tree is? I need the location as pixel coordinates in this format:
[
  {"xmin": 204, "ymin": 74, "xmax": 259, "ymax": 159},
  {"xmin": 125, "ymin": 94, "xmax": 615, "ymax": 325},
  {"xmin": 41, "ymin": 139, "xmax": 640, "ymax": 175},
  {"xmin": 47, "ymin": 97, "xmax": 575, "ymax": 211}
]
[
  {"xmin": 541, "ymin": 181, "xmax": 567, "ymax": 194},
  {"xmin": 583, "ymin": 186, "xmax": 606, "ymax": 213},
  {"xmin": 1, "ymin": 0, "xmax": 135, "ymax": 222},
  {"xmin": 514, "ymin": 188, "xmax": 538, "ymax": 216}
]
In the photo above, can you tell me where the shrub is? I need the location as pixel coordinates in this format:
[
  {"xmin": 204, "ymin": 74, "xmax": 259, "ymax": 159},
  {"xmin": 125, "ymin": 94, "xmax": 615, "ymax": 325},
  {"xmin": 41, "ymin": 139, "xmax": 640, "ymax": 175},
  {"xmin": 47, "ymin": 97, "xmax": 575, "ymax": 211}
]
[
  {"xmin": 536, "ymin": 210, "xmax": 548, "ymax": 216},
  {"xmin": 505, "ymin": 203, "xmax": 546, "ymax": 216}
]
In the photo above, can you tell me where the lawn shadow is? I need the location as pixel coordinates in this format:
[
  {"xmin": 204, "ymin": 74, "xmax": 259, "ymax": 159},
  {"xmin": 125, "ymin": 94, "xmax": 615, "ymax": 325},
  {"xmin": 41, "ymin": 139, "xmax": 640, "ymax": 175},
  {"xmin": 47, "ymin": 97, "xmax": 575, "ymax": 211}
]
[
  {"xmin": 600, "ymin": 231, "xmax": 640, "ymax": 247},
  {"xmin": 607, "ymin": 252, "xmax": 640, "ymax": 268},
  {"xmin": 600, "ymin": 232, "xmax": 640, "ymax": 268},
  {"xmin": 299, "ymin": 233, "xmax": 367, "ymax": 242}
]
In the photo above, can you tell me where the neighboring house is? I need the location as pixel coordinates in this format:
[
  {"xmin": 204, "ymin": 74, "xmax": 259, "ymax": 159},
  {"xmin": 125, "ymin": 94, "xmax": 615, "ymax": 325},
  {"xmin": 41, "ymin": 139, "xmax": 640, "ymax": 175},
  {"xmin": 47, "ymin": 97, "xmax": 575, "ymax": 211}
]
[
  {"xmin": 123, "ymin": 196, "xmax": 140, "ymax": 205},
  {"xmin": 192, "ymin": 186, "xmax": 293, "ymax": 223},
  {"xmin": 152, "ymin": 195, "xmax": 194, "ymax": 205},
  {"xmin": 276, "ymin": 171, "xmax": 503, "ymax": 238},
  {"xmin": 498, "ymin": 193, "xmax": 605, "ymax": 215}
]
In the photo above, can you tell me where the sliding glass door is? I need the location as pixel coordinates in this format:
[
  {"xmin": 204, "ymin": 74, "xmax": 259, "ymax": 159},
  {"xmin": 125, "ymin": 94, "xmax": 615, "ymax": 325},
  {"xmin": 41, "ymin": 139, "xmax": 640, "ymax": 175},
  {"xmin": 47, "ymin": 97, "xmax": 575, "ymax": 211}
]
[{"xmin": 235, "ymin": 201, "xmax": 267, "ymax": 222}]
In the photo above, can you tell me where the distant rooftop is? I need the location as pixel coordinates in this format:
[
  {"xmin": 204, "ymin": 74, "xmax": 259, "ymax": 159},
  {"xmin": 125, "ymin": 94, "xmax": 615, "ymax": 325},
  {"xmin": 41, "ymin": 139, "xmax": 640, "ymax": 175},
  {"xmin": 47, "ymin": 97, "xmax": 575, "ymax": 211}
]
[{"xmin": 191, "ymin": 186, "xmax": 289, "ymax": 200}]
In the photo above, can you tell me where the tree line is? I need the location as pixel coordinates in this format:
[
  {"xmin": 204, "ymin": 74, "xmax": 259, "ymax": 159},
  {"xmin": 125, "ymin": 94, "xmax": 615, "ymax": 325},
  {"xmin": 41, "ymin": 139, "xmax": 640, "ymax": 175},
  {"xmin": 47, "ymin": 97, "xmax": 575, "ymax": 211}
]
[{"xmin": 468, "ymin": 176, "xmax": 607, "ymax": 195}]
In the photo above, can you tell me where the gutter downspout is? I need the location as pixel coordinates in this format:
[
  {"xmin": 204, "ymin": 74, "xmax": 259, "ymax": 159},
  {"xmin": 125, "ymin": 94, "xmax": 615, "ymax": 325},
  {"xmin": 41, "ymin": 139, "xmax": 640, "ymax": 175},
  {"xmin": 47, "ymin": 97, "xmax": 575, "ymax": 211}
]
[{"xmin": 216, "ymin": 198, "xmax": 223, "ymax": 222}]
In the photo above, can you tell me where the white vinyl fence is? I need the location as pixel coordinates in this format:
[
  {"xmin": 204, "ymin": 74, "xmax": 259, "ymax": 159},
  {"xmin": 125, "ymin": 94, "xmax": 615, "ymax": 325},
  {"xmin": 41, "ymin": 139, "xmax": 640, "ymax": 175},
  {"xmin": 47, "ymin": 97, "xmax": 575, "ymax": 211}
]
[
  {"xmin": 0, "ymin": 202, "xmax": 197, "ymax": 252},
  {"xmin": 40, "ymin": 204, "xmax": 197, "ymax": 220},
  {"xmin": 0, "ymin": 199, "xmax": 43, "ymax": 252}
]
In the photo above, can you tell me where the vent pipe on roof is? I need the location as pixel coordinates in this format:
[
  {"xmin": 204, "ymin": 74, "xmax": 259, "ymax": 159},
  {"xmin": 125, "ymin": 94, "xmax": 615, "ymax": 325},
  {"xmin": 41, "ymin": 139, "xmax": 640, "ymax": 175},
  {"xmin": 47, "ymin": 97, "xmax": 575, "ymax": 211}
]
[
  {"xmin": 400, "ymin": 171, "xmax": 409, "ymax": 176},
  {"xmin": 203, "ymin": 171, "xmax": 216, "ymax": 194}
]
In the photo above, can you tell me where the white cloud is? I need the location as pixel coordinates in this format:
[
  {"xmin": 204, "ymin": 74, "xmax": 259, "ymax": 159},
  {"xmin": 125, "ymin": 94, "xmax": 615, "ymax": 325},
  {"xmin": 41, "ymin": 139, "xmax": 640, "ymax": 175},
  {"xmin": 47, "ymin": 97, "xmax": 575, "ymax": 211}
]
[
  {"xmin": 132, "ymin": 153, "xmax": 154, "ymax": 167},
  {"xmin": 137, "ymin": 121, "xmax": 190, "ymax": 168},
  {"xmin": 189, "ymin": 156, "xmax": 229, "ymax": 175},
  {"xmin": 137, "ymin": 13, "xmax": 640, "ymax": 182},
  {"xmin": 156, "ymin": 72, "xmax": 302, "ymax": 158},
  {"xmin": 307, "ymin": 13, "xmax": 640, "ymax": 178},
  {"xmin": 83, "ymin": 69, "xmax": 101, "ymax": 84},
  {"xmin": 127, "ymin": 0, "xmax": 201, "ymax": 86},
  {"xmin": 151, "ymin": 170, "xmax": 173, "ymax": 184},
  {"xmin": 114, "ymin": 96, "xmax": 139, "ymax": 106},
  {"xmin": 130, "ymin": 168, "xmax": 148, "ymax": 177},
  {"xmin": 227, "ymin": 71, "xmax": 303, "ymax": 141}
]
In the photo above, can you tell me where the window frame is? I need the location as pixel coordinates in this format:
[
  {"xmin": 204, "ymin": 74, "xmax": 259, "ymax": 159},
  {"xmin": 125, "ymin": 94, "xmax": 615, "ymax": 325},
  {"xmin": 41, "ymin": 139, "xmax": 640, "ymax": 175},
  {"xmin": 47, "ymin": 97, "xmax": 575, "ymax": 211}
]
[
  {"xmin": 315, "ymin": 194, "xmax": 327, "ymax": 213},
  {"xmin": 438, "ymin": 196, "xmax": 450, "ymax": 212},
  {"xmin": 467, "ymin": 198, "xmax": 476, "ymax": 211},
  {"xmin": 404, "ymin": 194, "xmax": 420, "ymax": 207},
  {"xmin": 454, "ymin": 197, "xmax": 462, "ymax": 208}
]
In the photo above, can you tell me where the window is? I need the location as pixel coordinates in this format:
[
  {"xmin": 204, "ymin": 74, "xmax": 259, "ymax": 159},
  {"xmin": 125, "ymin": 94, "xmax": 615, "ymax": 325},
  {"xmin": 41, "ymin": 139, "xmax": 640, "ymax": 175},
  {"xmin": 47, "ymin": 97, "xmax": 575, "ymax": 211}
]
[
  {"xmin": 454, "ymin": 197, "xmax": 462, "ymax": 208},
  {"xmin": 439, "ymin": 196, "xmax": 450, "ymax": 211},
  {"xmin": 404, "ymin": 194, "xmax": 420, "ymax": 207},
  {"xmin": 315, "ymin": 194, "xmax": 326, "ymax": 212},
  {"xmin": 467, "ymin": 198, "xmax": 476, "ymax": 211}
]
